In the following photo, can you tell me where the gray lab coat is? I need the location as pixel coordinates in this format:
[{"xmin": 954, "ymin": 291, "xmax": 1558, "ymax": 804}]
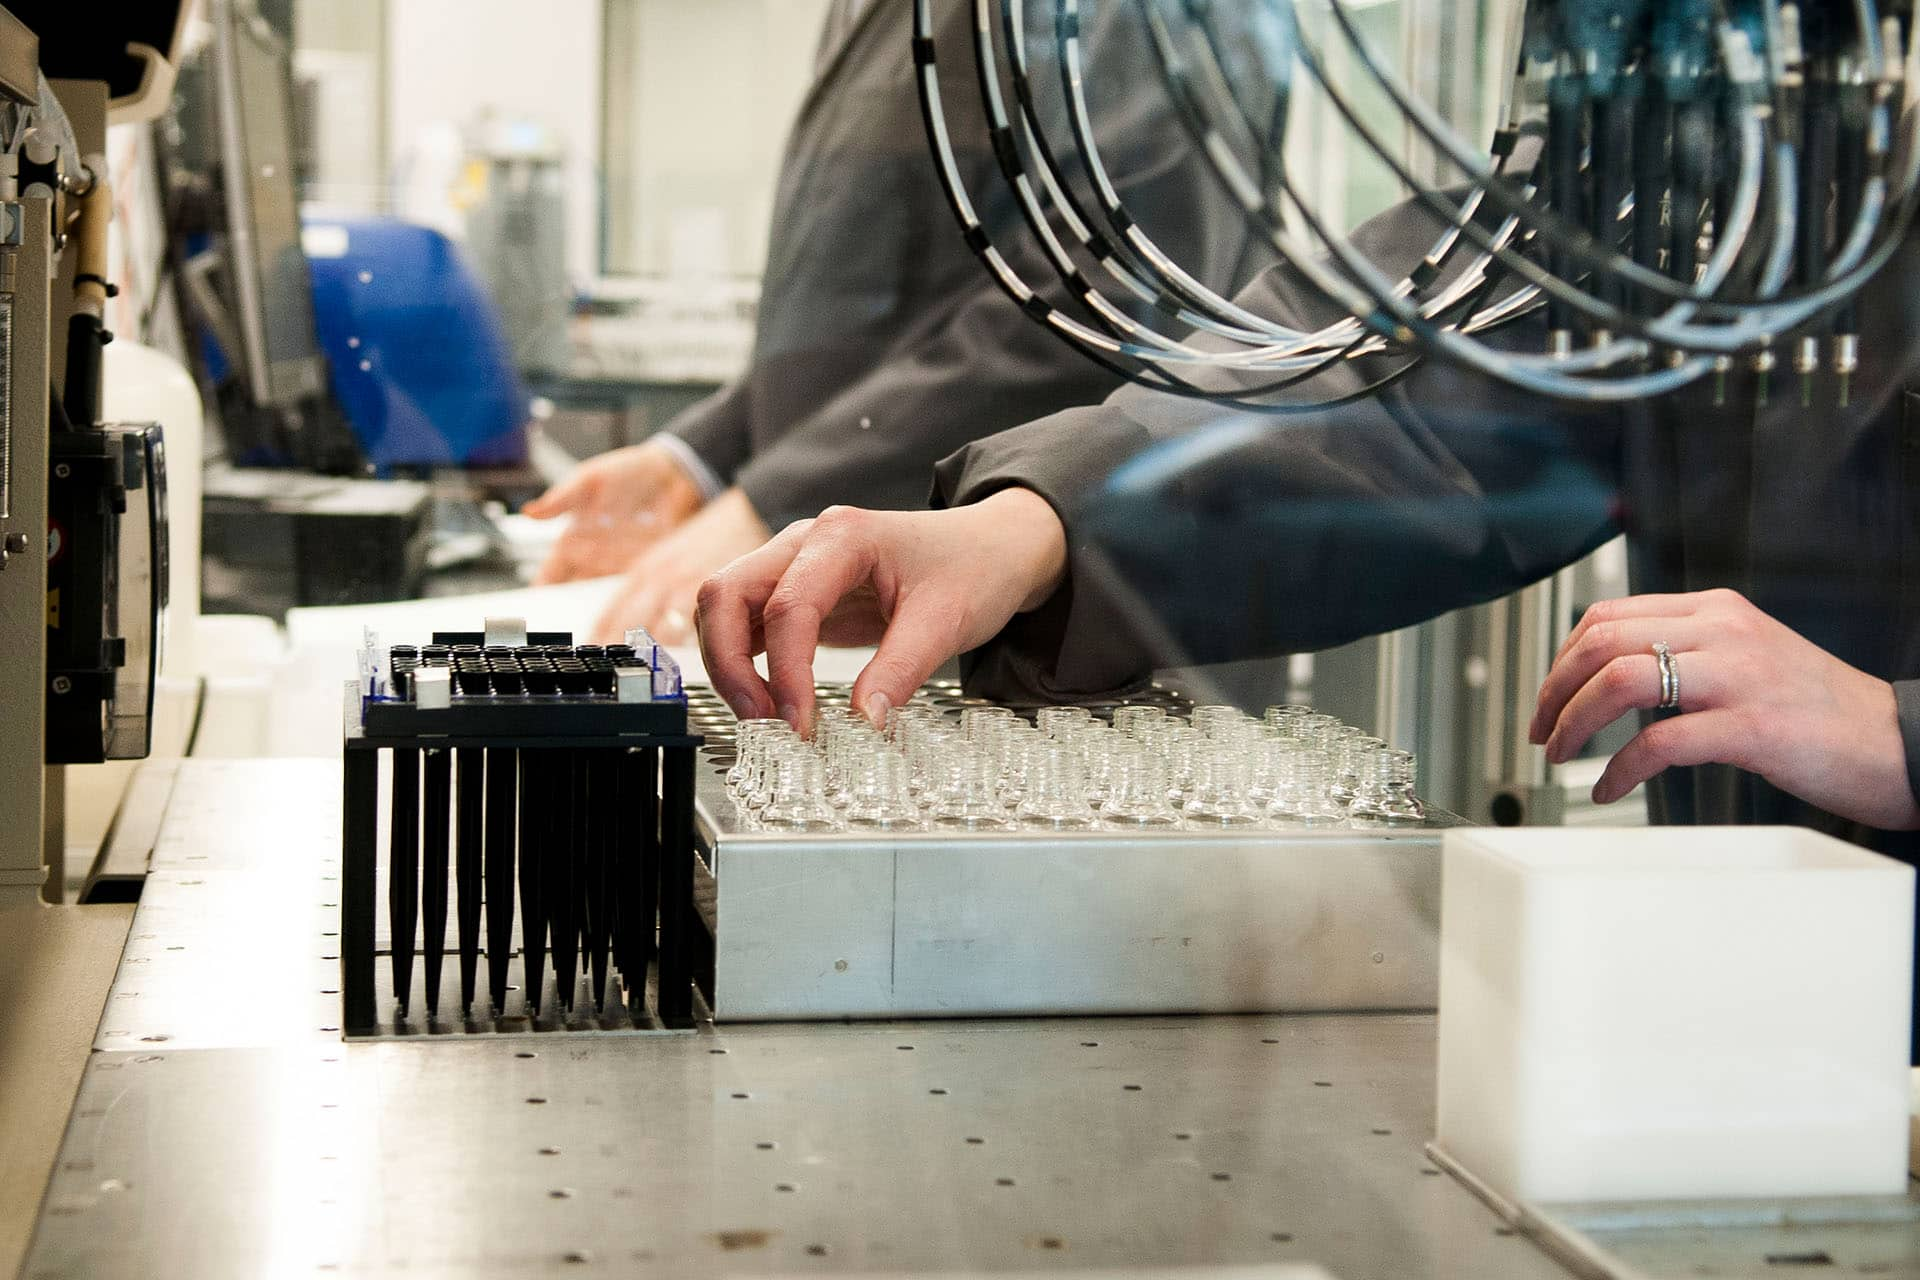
[
  {"xmin": 662, "ymin": 0, "xmax": 1260, "ymax": 530},
  {"xmin": 934, "ymin": 196, "xmax": 1920, "ymax": 869}
]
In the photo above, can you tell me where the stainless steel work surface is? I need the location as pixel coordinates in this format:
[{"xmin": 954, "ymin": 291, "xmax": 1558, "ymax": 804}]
[
  {"xmin": 28, "ymin": 1016, "xmax": 1565, "ymax": 1280},
  {"xmin": 35, "ymin": 758, "xmax": 1920, "ymax": 1280},
  {"xmin": 24, "ymin": 757, "xmax": 1571, "ymax": 1280}
]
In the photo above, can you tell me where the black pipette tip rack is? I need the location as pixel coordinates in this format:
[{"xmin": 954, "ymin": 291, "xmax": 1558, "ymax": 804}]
[{"xmin": 340, "ymin": 623, "xmax": 704, "ymax": 1037}]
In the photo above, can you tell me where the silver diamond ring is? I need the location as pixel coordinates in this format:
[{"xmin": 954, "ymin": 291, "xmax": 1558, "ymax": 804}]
[{"xmin": 1652, "ymin": 641, "xmax": 1681, "ymax": 711}]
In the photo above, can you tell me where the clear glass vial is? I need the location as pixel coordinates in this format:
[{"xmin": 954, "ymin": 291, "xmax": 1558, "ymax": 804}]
[
  {"xmin": 961, "ymin": 705, "xmax": 1018, "ymax": 743},
  {"xmin": 1267, "ymin": 749, "xmax": 1345, "ymax": 828},
  {"xmin": 991, "ymin": 724, "xmax": 1043, "ymax": 807},
  {"xmin": 1016, "ymin": 742, "xmax": 1098, "ymax": 830},
  {"xmin": 1036, "ymin": 705, "xmax": 1094, "ymax": 741},
  {"xmin": 842, "ymin": 750, "xmax": 924, "ymax": 831},
  {"xmin": 757, "ymin": 748, "xmax": 842, "ymax": 832},
  {"xmin": 740, "ymin": 724, "xmax": 802, "ymax": 810},
  {"xmin": 1348, "ymin": 747, "xmax": 1426, "ymax": 825},
  {"xmin": 726, "ymin": 718, "xmax": 792, "ymax": 795},
  {"xmin": 1100, "ymin": 745, "xmax": 1182, "ymax": 828},
  {"xmin": 1143, "ymin": 720, "xmax": 1201, "ymax": 809},
  {"xmin": 1112, "ymin": 705, "xmax": 1167, "ymax": 740},
  {"xmin": 1190, "ymin": 704, "xmax": 1249, "ymax": 741},
  {"xmin": 927, "ymin": 741, "xmax": 1012, "ymax": 831},
  {"xmin": 1263, "ymin": 704, "xmax": 1314, "ymax": 736},
  {"xmin": 1182, "ymin": 743, "xmax": 1264, "ymax": 827},
  {"xmin": 1329, "ymin": 732, "xmax": 1385, "ymax": 808}
]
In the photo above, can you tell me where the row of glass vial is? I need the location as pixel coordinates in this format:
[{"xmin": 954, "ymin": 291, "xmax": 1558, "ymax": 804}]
[{"xmin": 720, "ymin": 700, "xmax": 1423, "ymax": 833}]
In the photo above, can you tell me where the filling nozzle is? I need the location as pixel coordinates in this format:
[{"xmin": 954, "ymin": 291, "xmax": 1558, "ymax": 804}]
[
  {"xmin": 1795, "ymin": 335, "xmax": 1821, "ymax": 406},
  {"xmin": 1832, "ymin": 334, "xmax": 1860, "ymax": 408},
  {"xmin": 1753, "ymin": 344, "xmax": 1777, "ymax": 407}
]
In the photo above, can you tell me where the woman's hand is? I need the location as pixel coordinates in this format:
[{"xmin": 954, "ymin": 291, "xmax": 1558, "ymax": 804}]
[
  {"xmin": 524, "ymin": 440, "xmax": 706, "ymax": 584},
  {"xmin": 695, "ymin": 488, "xmax": 1069, "ymax": 733},
  {"xmin": 1530, "ymin": 588, "xmax": 1920, "ymax": 830}
]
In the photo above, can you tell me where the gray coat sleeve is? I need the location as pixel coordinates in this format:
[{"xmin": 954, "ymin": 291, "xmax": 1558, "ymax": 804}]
[
  {"xmin": 734, "ymin": 271, "xmax": 1140, "ymax": 530},
  {"xmin": 932, "ymin": 200, "xmax": 1629, "ymax": 701},
  {"xmin": 730, "ymin": 0, "xmax": 1264, "ymax": 531}
]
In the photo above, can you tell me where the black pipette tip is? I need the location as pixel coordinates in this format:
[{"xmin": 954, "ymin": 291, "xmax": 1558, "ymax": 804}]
[{"xmin": 422, "ymin": 749, "xmax": 451, "ymax": 1021}]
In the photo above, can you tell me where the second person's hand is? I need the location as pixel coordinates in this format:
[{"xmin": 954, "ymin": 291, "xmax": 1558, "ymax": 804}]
[
  {"xmin": 1529, "ymin": 588, "xmax": 1920, "ymax": 830},
  {"xmin": 524, "ymin": 439, "xmax": 707, "ymax": 584},
  {"xmin": 590, "ymin": 488, "xmax": 773, "ymax": 644},
  {"xmin": 695, "ymin": 488, "xmax": 1070, "ymax": 734}
]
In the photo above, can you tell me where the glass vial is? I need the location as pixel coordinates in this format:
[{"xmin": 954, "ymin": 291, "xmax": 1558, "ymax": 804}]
[
  {"xmin": 1267, "ymin": 749, "xmax": 1345, "ymax": 828},
  {"xmin": 1183, "ymin": 743, "xmax": 1263, "ymax": 827},
  {"xmin": 1348, "ymin": 747, "xmax": 1426, "ymax": 826},
  {"xmin": 928, "ymin": 742, "xmax": 1012, "ymax": 831},
  {"xmin": 1016, "ymin": 742, "xmax": 1098, "ymax": 830},
  {"xmin": 758, "ymin": 748, "xmax": 841, "ymax": 832},
  {"xmin": 842, "ymin": 750, "xmax": 924, "ymax": 831},
  {"xmin": 1100, "ymin": 746, "xmax": 1182, "ymax": 828}
]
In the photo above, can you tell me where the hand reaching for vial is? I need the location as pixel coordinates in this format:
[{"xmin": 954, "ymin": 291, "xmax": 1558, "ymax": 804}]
[
  {"xmin": 1529, "ymin": 588, "xmax": 1920, "ymax": 830},
  {"xmin": 524, "ymin": 440, "xmax": 707, "ymax": 584},
  {"xmin": 696, "ymin": 489, "xmax": 1069, "ymax": 734}
]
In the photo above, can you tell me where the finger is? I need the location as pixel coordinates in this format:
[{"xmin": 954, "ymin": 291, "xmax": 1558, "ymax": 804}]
[
  {"xmin": 1544, "ymin": 648, "xmax": 1723, "ymax": 764},
  {"xmin": 1592, "ymin": 709, "xmax": 1749, "ymax": 804},
  {"xmin": 533, "ymin": 536, "xmax": 589, "ymax": 586},
  {"xmin": 589, "ymin": 587, "xmax": 639, "ymax": 645},
  {"xmin": 760, "ymin": 515, "xmax": 888, "ymax": 733},
  {"xmin": 522, "ymin": 472, "xmax": 591, "ymax": 519},
  {"xmin": 849, "ymin": 588, "xmax": 968, "ymax": 729},
  {"xmin": 589, "ymin": 560, "xmax": 658, "ymax": 643},
  {"xmin": 533, "ymin": 548, "xmax": 571, "ymax": 586},
  {"xmin": 1553, "ymin": 593, "xmax": 1714, "ymax": 668},
  {"xmin": 1532, "ymin": 617, "xmax": 1705, "ymax": 744},
  {"xmin": 697, "ymin": 530, "xmax": 814, "ymax": 721}
]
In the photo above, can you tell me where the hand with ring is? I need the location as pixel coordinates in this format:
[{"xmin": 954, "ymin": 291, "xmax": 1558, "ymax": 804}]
[{"xmin": 1529, "ymin": 588, "xmax": 1920, "ymax": 830}]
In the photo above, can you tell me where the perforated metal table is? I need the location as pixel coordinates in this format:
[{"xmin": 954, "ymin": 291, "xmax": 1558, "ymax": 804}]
[{"xmin": 21, "ymin": 758, "xmax": 1920, "ymax": 1280}]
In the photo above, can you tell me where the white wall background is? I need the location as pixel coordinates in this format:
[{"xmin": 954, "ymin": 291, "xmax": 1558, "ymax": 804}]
[
  {"xmin": 603, "ymin": 0, "xmax": 832, "ymax": 279},
  {"xmin": 384, "ymin": 0, "xmax": 604, "ymax": 280},
  {"xmin": 302, "ymin": 0, "xmax": 1512, "ymax": 282}
]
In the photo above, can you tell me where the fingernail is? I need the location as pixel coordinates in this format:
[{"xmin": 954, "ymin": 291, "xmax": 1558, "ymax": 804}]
[
  {"xmin": 863, "ymin": 692, "xmax": 892, "ymax": 730},
  {"xmin": 779, "ymin": 704, "xmax": 806, "ymax": 735},
  {"xmin": 1592, "ymin": 782, "xmax": 1615, "ymax": 805}
]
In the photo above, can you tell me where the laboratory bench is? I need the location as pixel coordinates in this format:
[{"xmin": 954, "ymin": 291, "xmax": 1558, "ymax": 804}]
[{"xmin": 13, "ymin": 744, "xmax": 1920, "ymax": 1279}]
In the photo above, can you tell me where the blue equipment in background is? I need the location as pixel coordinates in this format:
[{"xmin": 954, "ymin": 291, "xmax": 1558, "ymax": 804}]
[{"xmin": 303, "ymin": 215, "xmax": 532, "ymax": 470}]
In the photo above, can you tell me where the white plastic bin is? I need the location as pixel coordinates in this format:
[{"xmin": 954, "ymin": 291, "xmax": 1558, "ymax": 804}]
[{"xmin": 1436, "ymin": 826, "xmax": 1914, "ymax": 1204}]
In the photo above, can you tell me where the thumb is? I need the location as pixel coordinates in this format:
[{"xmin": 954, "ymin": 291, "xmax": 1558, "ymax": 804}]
[
  {"xmin": 523, "ymin": 471, "xmax": 592, "ymax": 519},
  {"xmin": 850, "ymin": 594, "xmax": 962, "ymax": 728}
]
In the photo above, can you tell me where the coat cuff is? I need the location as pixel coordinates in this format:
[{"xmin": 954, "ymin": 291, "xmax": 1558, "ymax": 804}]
[
  {"xmin": 1896, "ymin": 680, "xmax": 1920, "ymax": 819},
  {"xmin": 651, "ymin": 432, "xmax": 726, "ymax": 503},
  {"xmin": 930, "ymin": 407, "xmax": 1157, "ymax": 701}
]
